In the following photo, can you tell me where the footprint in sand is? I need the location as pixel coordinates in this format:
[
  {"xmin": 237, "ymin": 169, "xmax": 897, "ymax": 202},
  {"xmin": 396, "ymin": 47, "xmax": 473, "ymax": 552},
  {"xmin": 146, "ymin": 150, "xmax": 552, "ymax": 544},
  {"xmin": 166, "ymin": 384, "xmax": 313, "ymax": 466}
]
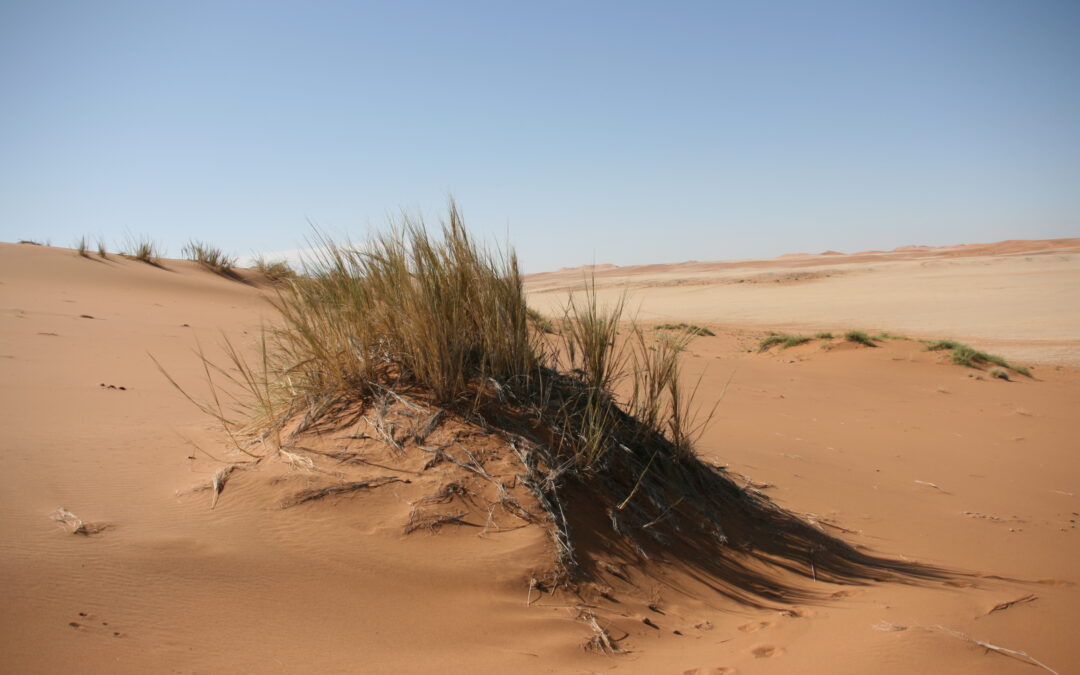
[
  {"xmin": 779, "ymin": 606, "xmax": 815, "ymax": 618},
  {"xmin": 737, "ymin": 620, "xmax": 774, "ymax": 633},
  {"xmin": 683, "ymin": 668, "xmax": 736, "ymax": 675},
  {"xmin": 70, "ymin": 612, "xmax": 126, "ymax": 638},
  {"xmin": 751, "ymin": 644, "xmax": 783, "ymax": 658}
]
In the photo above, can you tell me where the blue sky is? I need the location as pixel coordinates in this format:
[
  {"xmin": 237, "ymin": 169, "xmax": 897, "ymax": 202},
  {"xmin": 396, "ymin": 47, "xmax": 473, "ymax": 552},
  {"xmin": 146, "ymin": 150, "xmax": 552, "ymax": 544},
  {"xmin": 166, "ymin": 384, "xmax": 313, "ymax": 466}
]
[{"xmin": 1, "ymin": 0, "xmax": 1077, "ymax": 272}]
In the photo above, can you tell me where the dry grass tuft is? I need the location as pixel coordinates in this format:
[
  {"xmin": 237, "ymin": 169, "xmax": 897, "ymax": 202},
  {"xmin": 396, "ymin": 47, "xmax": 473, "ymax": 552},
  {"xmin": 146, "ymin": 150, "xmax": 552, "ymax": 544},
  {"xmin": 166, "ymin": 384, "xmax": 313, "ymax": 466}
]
[
  {"xmin": 121, "ymin": 234, "xmax": 163, "ymax": 266},
  {"xmin": 75, "ymin": 236, "xmax": 90, "ymax": 258},
  {"xmin": 182, "ymin": 240, "xmax": 238, "ymax": 277},
  {"xmin": 252, "ymin": 255, "xmax": 296, "ymax": 283}
]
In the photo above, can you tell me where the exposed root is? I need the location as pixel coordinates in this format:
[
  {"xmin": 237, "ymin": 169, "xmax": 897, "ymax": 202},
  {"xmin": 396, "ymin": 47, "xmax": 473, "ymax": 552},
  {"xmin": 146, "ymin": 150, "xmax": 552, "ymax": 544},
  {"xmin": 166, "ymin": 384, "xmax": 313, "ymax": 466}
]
[
  {"xmin": 282, "ymin": 476, "xmax": 408, "ymax": 508},
  {"xmin": 511, "ymin": 438, "xmax": 578, "ymax": 580},
  {"xmin": 420, "ymin": 444, "xmax": 448, "ymax": 470},
  {"xmin": 415, "ymin": 481, "xmax": 473, "ymax": 506},
  {"xmin": 404, "ymin": 511, "xmax": 471, "ymax": 534},
  {"xmin": 984, "ymin": 594, "xmax": 1037, "ymax": 617},
  {"xmin": 365, "ymin": 394, "xmax": 404, "ymax": 453},
  {"xmin": 50, "ymin": 507, "xmax": 108, "ymax": 535},
  {"xmin": 412, "ymin": 409, "xmax": 444, "ymax": 444}
]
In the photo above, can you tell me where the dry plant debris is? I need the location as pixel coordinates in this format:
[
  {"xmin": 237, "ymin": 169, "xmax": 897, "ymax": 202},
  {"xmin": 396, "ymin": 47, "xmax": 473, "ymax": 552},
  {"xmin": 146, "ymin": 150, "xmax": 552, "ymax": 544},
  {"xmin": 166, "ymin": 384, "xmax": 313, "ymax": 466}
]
[
  {"xmin": 281, "ymin": 477, "xmax": 409, "ymax": 508},
  {"xmin": 51, "ymin": 507, "xmax": 107, "ymax": 535}
]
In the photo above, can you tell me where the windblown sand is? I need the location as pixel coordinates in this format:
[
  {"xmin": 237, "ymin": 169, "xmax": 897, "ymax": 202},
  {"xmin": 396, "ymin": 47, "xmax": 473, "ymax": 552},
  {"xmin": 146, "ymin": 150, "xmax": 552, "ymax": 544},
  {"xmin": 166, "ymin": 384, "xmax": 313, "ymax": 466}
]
[{"xmin": 1, "ymin": 239, "xmax": 1077, "ymax": 673}]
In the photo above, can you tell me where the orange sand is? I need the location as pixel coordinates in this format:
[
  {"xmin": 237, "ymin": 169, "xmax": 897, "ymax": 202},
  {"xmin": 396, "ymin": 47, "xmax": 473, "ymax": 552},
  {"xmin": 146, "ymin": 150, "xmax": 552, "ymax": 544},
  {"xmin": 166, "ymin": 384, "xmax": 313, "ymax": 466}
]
[{"xmin": 1, "ymin": 239, "xmax": 1078, "ymax": 673}]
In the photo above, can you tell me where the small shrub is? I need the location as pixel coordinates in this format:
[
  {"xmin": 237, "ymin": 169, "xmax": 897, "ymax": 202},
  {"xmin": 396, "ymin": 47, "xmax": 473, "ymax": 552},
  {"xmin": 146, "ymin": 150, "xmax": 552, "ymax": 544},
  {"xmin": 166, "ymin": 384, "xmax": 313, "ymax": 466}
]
[
  {"xmin": 121, "ymin": 234, "xmax": 163, "ymax": 266},
  {"xmin": 989, "ymin": 368, "xmax": 1009, "ymax": 381},
  {"xmin": 182, "ymin": 240, "xmax": 237, "ymax": 276},
  {"xmin": 656, "ymin": 323, "xmax": 715, "ymax": 337},
  {"xmin": 758, "ymin": 333, "xmax": 811, "ymax": 352},
  {"xmin": 844, "ymin": 330, "xmax": 877, "ymax": 347},
  {"xmin": 814, "ymin": 332, "xmax": 834, "ymax": 339}
]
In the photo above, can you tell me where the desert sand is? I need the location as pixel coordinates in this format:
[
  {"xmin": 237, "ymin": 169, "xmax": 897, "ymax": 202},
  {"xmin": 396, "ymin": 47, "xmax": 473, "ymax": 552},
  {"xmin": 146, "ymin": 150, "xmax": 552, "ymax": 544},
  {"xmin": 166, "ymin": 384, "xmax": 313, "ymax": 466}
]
[{"xmin": 1, "ymin": 238, "xmax": 1078, "ymax": 674}]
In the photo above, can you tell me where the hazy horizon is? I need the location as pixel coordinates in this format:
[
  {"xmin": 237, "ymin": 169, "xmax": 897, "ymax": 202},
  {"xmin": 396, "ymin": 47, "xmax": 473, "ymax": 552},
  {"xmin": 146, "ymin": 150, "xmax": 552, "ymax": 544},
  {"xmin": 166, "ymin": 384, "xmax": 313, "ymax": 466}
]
[{"xmin": 2, "ymin": 1, "xmax": 1077, "ymax": 273}]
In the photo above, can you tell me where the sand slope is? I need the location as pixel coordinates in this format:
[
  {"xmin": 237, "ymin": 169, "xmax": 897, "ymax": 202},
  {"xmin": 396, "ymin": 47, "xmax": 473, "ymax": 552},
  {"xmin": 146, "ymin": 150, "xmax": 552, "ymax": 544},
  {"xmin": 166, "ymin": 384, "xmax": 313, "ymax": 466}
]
[{"xmin": 2, "ymin": 241, "xmax": 1078, "ymax": 673}]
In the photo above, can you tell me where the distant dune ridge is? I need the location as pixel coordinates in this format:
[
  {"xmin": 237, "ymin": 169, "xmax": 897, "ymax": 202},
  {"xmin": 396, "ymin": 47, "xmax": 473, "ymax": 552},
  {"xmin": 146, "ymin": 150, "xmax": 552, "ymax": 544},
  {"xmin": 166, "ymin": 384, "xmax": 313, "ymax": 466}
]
[
  {"xmin": 0, "ymin": 236, "xmax": 1078, "ymax": 673},
  {"xmin": 526, "ymin": 237, "xmax": 1080, "ymax": 366}
]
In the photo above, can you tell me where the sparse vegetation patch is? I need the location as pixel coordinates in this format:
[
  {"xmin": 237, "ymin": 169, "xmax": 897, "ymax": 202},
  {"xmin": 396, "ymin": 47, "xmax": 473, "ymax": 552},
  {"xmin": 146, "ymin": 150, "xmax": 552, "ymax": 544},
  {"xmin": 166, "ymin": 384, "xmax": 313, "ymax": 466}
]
[
  {"xmin": 656, "ymin": 322, "xmax": 715, "ymax": 337},
  {"xmin": 182, "ymin": 240, "xmax": 238, "ymax": 277},
  {"xmin": 924, "ymin": 340, "xmax": 1031, "ymax": 377},
  {"xmin": 758, "ymin": 332, "xmax": 812, "ymax": 352},
  {"xmin": 844, "ymin": 330, "xmax": 877, "ymax": 347}
]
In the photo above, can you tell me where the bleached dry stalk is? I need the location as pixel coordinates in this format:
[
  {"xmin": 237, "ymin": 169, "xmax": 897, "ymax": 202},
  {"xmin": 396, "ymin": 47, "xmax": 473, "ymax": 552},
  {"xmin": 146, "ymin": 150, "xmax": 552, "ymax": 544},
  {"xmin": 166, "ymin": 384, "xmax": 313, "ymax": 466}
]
[
  {"xmin": 920, "ymin": 625, "xmax": 1058, "ymax": 674},
  {"xmin": 208, "ymin": 462, "xmax": 258, "ymax": 509},
  {"xmin": 51, "ymin": 507, "xmax": 107, "ymax": 535},
  {"xmin": 914, "ymin": 480, "xmax": 949, "ymax": 494}
]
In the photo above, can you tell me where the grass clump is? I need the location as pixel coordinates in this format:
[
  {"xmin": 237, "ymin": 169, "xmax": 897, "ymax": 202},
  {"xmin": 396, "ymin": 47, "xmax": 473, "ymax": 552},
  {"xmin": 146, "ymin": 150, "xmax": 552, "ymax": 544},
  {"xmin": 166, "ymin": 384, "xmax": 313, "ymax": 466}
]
[
  {"xmin": 96, "ymin": 237, "xmax": 108, "ymax": 258},
  {"xmin": 758, "ymin": 332, "xmax": 811, "ymax": 352},
  {"xmin": 875, "ymin": 331, "xmax": 911, "ymax": 341},
  {"xmin": 182, "ymin": 240, "xmax": 237, "ymax": 277},
  {"xmin": 161, "ymin": 202, "xmax": 948, "ymax": 597},
  {"xmin": 121, "ymin": 234, "xmax": 163, "ymax": 266},
  {"xmin": 75, "ymin": 236, "xmax": 90, "ymax": 258},
  {"xmin": 656, "ymin": 323, "xmax": 715, "ymax": 337},
  {"xmin": 252, "ymin": 255, "xmax": 296, "ymax": 283},
  {"xmin": 925, "ymin": 340, "xmax": 1031, "ymax": 377},
  {"xmin": 844, "ymin": 330, "xmax": 877, "ymax": 347},
  {"xmin": 814, "ymin": 332, "xmax": 834, "ymax": 339}
]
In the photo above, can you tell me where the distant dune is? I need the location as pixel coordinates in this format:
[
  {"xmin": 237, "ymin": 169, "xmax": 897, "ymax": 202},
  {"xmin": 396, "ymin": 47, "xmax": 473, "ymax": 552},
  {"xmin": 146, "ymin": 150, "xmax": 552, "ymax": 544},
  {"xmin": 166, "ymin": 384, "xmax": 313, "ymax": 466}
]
[{"xmin": 526, "ymin": 237, "xmax": 1080, "ymax": 365}]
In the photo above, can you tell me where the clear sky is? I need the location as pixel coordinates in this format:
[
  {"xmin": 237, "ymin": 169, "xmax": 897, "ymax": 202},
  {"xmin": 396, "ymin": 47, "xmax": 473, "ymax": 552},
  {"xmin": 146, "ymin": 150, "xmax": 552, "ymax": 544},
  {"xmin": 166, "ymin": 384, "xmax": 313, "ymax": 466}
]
[{"xmin": 1, "ymin": 1, "xmax": 1077, "ymax": 272}]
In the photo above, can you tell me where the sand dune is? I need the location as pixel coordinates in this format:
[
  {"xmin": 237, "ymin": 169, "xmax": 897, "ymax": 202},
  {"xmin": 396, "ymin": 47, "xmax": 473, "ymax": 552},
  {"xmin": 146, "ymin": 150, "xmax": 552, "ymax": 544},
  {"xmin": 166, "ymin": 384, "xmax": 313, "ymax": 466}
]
[
  {"xmin": 2, "ymin": 240, "xmax": 1078, "ymax": 673},
  {"xmin": 527, "ymin": 238, "xmax": 1080, "ymax": 366}
]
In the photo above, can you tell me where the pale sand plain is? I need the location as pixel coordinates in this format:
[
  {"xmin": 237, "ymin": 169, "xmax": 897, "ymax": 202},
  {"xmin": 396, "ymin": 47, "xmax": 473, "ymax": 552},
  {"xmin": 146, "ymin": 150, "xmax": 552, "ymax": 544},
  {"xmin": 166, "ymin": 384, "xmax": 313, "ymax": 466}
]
[{"xmin": 1, "ymin": 238, "xmax": 1078, "ymax": 674}]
